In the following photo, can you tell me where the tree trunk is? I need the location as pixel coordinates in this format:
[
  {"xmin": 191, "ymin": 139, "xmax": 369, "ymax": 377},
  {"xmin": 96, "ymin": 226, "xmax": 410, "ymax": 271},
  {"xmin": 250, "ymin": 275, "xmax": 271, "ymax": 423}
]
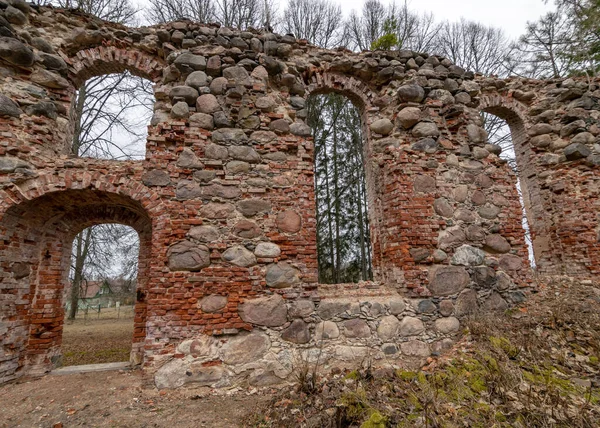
[
  {"xmin": 70, "ymin": 81, "xmax": 87, "ymax": 156},
  {"xmin": 332, "ymin": 119, "xmax": 341, "ymax": 283},
  {"xmin": 68, "ymin": 228, "xmax": 93, "ymax": 319}
]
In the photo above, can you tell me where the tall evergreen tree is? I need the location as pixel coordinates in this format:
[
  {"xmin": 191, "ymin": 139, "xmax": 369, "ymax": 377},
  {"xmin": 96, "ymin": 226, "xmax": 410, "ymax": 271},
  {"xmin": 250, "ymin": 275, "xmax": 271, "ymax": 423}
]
[{"xmin": 308, "ymin": 94, "xmax": 372, "ymax": 283}]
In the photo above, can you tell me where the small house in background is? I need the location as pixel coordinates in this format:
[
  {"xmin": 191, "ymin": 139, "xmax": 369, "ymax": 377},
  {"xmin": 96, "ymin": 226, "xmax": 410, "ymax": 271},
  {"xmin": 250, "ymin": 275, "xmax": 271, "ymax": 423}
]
[{"xmin": 64, "ymin": 277, "xmax": 136, "ymax": 311}]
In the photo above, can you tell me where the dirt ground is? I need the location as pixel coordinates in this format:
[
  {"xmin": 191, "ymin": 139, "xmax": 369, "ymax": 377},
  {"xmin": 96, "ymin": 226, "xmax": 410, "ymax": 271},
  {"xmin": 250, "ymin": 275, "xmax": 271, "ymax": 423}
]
[
  {"xmin": 61, "ymin": 306, "xmax": 135, "ymax": 366},
  {"xmin": 0, "ymin": 369, "xmax": 270, "ymax": 427}
]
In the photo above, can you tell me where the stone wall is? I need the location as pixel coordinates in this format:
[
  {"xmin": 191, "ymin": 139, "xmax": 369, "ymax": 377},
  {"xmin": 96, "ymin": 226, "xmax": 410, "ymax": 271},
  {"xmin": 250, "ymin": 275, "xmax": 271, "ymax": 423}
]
[{"xmin": 0, "ymin": 2, "xmax": 598, "ymax": 388}]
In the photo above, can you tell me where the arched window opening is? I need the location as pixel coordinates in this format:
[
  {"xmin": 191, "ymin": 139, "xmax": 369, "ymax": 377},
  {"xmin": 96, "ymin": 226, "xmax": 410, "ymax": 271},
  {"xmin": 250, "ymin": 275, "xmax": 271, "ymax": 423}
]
[
  {"xmin": 62, "ymin": 224, "xmax": 140, "ymax": 367},
  {"xmin": 483, "ymin": 112, "xmax": 535, "ymax": 266},
  {"xmin": 71, "ymin": 71, "xmax": 154, "ymax": 160},
  {"xmin": 307, "ymin": 93, "xmax": 373, "ymax": 284}
]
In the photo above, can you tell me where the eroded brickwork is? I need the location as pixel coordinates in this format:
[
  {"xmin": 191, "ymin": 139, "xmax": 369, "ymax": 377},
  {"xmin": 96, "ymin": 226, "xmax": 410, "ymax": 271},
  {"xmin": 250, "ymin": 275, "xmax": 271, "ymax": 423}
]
[{"xmin": 0, "ymin": 3, "xmax": 598, "ymax": 388}]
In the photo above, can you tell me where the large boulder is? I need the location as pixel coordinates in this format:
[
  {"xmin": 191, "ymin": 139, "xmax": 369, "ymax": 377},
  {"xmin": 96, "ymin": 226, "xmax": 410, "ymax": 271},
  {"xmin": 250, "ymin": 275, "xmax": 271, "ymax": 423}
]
[
  {"xmin": 222, "ymin": 332, "xmax": 270, "ymax": 364},
  {"xmin": 0, "ymin": 37, "xmax": 33, "ymax": 67},
  {"xmin": 239, "ymin": 294, "xmax": 287, "ymax": 327},
  {"xmin": 222, "ymin": 245, "xmax": 257, "ymax": 267},
  {"xmin": 399, "ymin": 316, "xmax": 425, "ymax": 336},
  {"xmin": 281, "ymin": 319, "xmax": 310, "ymax": 344},
  {"xmin": 0, "ymin": 94, "xmax": 22, "ymax": 117},
  {"xmin": 265, "ymin": 262, "xmax": 300, "ymax": 288},
  {"xmin": 428, "ymin": 266, "xmax": 470, "ymax": 296},
  {"xmin": 167, "ymin": 240, "xmax": 210, "ymax": 271}
]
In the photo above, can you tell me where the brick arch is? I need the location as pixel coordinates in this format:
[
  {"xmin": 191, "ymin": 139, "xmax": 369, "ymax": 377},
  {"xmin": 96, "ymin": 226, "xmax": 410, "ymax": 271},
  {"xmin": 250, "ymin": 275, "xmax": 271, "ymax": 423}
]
[
  {"xmin": 478, "ymin": 94, "xmax": 531, "ymax": 147},
  {"xmin": 305, "ymin": 71, "xmax": 375, "ymax": 112},
  {"xmin": 68, "ymin": 46, "xmax": 165, "ymax": 87},
  {"xmin": 0, "ymin": 169, "xmax": 166, "ymax": 220},
  {"xmin": 0, "ymin": 171, "xmax": 166, "ymax": 379}
]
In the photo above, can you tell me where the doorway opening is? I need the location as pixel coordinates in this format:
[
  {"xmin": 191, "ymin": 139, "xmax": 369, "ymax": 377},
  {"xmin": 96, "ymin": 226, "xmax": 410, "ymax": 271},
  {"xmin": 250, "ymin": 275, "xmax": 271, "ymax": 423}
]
[{"xmin": 61, "ymin": 224, "xmax": 140, "ymax": 367}]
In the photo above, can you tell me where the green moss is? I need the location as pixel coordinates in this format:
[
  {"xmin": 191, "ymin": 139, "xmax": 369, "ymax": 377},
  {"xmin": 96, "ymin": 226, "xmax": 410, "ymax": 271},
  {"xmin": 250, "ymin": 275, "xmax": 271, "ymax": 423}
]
[
  {"xmin": 345, "ymin": 370, "xmax": 360, "ymax": 380},
  {"xmin": 338, "ymin": 388, "xmax": 369, "ymax": 421},
  {"xmin": 589, "ymin": 356, "xmax": 599, "ymax": 365},
  {"xmin": 495, "ymin": 411, "xmax": 507, "ymax": 422},
  {"xmin": 396, "ymin": 370, "xmax": 417, "ymax": 381},
  {"xmin": 522, "ymin": 367, "xmax": 576, "ymax": 395},
  {"xmin": 489, "ymin": 336, "xmax": 520, "ymax": 359},
  {"xmin": 360, "ymin": 410, "xmax": 387, "ymax": 428}
]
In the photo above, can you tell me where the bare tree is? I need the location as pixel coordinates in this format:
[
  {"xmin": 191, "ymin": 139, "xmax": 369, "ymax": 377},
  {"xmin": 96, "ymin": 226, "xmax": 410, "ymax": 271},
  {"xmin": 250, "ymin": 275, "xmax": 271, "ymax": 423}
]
[
  {"xmin": 281, "ymin": 0, "xmax": 342, "ymax": 48},
  {"xmin": 146, "ymin": 0, "xmax": 215, "ymax": 24},
  {"xmin": 68, "ymin": 224, "xmax": 139, "ymax": 319},
  {"xmin": 433, "ymin": 18, "xmax": 516, "ymax": 76},
  {"xmin": 44, "ymin": 0, "xmax": 138, "ymax": 24},
  {"xmin": 344, "ymin": 0, "xmax": 388, "ymax": 51},
  {"xmin": 71, "ymin": 73, "xmax": 153, "ymax": 160},
  {"xmin": 145, "ymin": 0, "xmax": 278, "ymax": 29},
  {"xmin": 345, "ymin": 1, "xmax": 440, "ymax": 53}
]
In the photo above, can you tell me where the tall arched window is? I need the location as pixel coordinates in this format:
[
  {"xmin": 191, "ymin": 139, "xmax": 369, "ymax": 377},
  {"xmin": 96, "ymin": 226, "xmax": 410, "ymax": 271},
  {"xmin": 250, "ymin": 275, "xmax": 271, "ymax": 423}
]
[{"xmin": 307, "ymin": 92, "xmax": 373, "ymax": 283}]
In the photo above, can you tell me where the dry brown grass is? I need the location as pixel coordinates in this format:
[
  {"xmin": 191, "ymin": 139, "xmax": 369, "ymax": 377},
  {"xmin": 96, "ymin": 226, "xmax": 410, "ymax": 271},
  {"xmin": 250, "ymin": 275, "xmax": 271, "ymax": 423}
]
[{"xmin": 61, "ymin": 306, "xmax": 135, "ymax": 366}]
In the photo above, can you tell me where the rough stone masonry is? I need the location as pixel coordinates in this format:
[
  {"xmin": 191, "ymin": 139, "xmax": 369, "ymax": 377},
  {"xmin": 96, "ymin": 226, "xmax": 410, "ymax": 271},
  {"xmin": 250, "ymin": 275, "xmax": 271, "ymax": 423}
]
[{"xmin": 0, "ymin": 1, "xmax": 599, "ymax": 388}]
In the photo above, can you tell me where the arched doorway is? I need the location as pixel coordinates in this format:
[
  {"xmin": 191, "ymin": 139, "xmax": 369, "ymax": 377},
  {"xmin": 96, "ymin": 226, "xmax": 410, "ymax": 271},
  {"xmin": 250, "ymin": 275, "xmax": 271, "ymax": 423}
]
[{"xmin": 0, "ymin": 187, "xmax": 152, "ymax": 379}]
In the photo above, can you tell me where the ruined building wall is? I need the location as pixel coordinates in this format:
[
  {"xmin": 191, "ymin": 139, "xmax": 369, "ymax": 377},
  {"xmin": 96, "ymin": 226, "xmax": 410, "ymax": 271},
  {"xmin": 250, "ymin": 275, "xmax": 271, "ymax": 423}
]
[{"xmin": 0, "ymin": 3, "xmax": 598, "ymax": 388}]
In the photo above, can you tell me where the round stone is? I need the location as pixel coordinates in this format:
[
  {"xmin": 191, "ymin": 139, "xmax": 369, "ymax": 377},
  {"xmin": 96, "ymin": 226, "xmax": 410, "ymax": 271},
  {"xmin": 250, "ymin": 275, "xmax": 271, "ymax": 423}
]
[
  {"xmin": 484, "ymin": 234, "xmax": 511, "ymax": 254},
  {"xmin": 377, "ymin": 315, "xmax": 400, "ymax": 340},
  {"xmin": 455, "ymin": 289, "xmax": 479, "ymax": 316},
  {"xmin": 233, "ymin": 220, "xmax": 261, "ymax": 239},
  {"xmin": 200, "ymin": 294, "xmax": 228, "ymax": 313},
  {"xmin": 254, "ymin": 242, "xmax": 281, "ymax": 258},
  {"xmin": 343, "ymin": 318, "xmax": 371, "ymax": 338},
  {"xmin": 276, "ymin": 210, "xmax": 302, "ymax": 233},
  {"xmin": 222, "ymin": 332, "xmax": 271, "ymax": 364},
  {"xmin": 167, "ymin": 240, "xmax": 210, "ymax": 271},
  {"xmin": 398, "ymin": 84, "xmax": 425, "ymax": 102},
  {"xmin": 412, "ymin": 121, "xmax": 440, "ymax": 138},
  {"xmin": 0, "ymin": 36, "xmax": 34, "ymax": 67},
  {"xmin": 288, "ymin": 299, "xmax": 315, "ymax": 318},
  {"xmin": 170, "ymin": 85, "xmax": 199, "ymax": 105},
  {"xmin": 315, "ymin": 321, "xmax": 340, "ymax": 340},
  {"xmin": 189, "ymin": 225, "xmax": 220, "ymax": 242},
  {"xmin": 189, "ymin": 112, "xmax": 214, "ymax": 129},
  {"xmin": 237, "ymin": 199, "xmax": 272, "ymax": 217},
  {"xmin": 171, "ymin": 101, "xmax": 189, "ymax": 119},
  {"xmin": 265, "ymin": 262, "xmax": 300, "ymax": 288},
  {"xmin": 239, "ymin": 294, "xmax": 287, "ymax": 327},
  {"xmin": 400, "ymin": 340, "xmax": 430, "ymax": 357},
  {"xmin": 399, "ymin": 316, "xmax": 425, "ymax": 336},
  {"xmin": 396, "ymin": 107, "xmax": 421, "ymax": 129},
  {"xmin": 439, "ymin": 300, "xmax": 454, "ymax": 316},
  {"xmin": 142, "ymin": 169, "xmax": 170, "ymax": 187},
  {"xmin": 434, "ymin": 317, "xmax": 460, "ymax": 334},
  {"xmin": 370, "ymin": 118, "xmax": 393, "ymax": 135},
  {"xmin": 428, "ymin": 266, "xmax": 470, "ymax": 296},
  {"xmin": 199, "ymin": 202, "xmax": 235, "ymax": 219},
  {"xmin": 0, "ymin": 94, "xmax": 22, "ymax": 117},
  {"xmin": 451, "ymin": 245, "xmax": 485, "ymax": 266},
  {"xmin": 222, "ymin": 245, "xmax": 257, "ymax": 267},
  {"xmin": 281, "ymin": 319, "xmax": 310, "ymax": 344},
  {"xmin": 433, "ymin": 198, "xmax": 453, "ymax": 217},
  {"xmin": 185, "ymin": 70, "xmax": 208, "ymax": 89},
  {"xmin": 196, "ymin": 94, "xmax": 220, "ymax": 114}
]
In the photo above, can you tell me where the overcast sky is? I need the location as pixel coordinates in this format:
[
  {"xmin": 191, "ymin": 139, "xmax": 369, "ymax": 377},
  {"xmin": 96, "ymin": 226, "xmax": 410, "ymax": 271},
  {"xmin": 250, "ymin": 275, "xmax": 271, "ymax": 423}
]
[
  {"xmin": 134, "ymin": 0, "xmax": 555, "ymax": 40},
  {"xmin": 391, "ymin": 0, "xmax": 554, "ymax": 39}
]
